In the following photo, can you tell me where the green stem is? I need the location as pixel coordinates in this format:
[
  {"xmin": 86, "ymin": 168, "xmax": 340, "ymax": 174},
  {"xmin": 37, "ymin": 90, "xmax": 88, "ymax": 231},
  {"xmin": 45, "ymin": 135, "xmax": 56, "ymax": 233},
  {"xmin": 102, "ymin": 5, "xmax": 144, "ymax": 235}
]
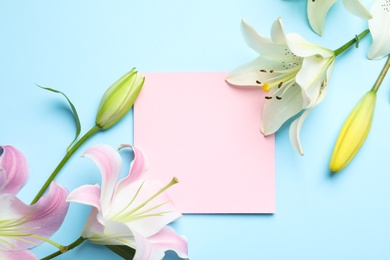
[
  {"xmin": 371, "ymin": 55, "xmax": 390, "ymax": 93},
  {"xmin": 41, "ymin": 236, "xmax": 86, "ymax": 260},
  {"xmin": 31, "ymin": 125, "xmax": 101, "ymax": 204},
  {"xmin": 333, "ymin": 29, "xmax": 370, "ymax": 57}
]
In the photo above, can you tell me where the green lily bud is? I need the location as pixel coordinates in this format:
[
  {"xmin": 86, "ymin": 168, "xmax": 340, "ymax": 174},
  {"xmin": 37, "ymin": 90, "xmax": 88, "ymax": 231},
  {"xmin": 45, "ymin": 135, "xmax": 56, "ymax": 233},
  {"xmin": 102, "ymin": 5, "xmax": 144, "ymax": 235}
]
[
  {"xmin": 329, "ymin": 90, "xmax": 377, "ymax": 172},
  {"xmin": 96, "ymin": 68, "xmax": 144, "ymax": 130}
]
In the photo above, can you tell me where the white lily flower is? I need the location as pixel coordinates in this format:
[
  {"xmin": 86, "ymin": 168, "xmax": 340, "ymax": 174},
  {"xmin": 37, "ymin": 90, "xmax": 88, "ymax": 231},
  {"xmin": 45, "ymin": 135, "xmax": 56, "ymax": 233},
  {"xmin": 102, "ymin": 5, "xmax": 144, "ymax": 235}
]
[
  {"xmin": 307, "ymin": 0, "xmax": 372, "ymax": 35},
  {"xmin": 226, "ymin": 18, "xmax": 335, "ymax": 155},
  {"xmin": 368, "ymin": 0, "xmax": 390, "ymax": 59}
]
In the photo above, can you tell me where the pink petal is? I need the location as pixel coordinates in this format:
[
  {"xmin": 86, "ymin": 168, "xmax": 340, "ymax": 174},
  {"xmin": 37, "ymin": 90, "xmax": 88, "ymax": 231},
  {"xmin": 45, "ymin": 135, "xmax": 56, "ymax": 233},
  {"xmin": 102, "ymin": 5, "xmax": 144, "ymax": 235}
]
[
  {"xmin": 133, "ymin": 226, "xmax": 188, "ymax": 260},
  {"xmin": 67, "ymin": 184, "xmax": 105, "ymax": 237},
  {"xmin": 66, "ymin": 184, "xmax": 101, "ymax": 210},
  {"xmin": 0, "ymin": 146, "xmax": 28, "ymax": 195},
  {"xmin": 1, "ymin": 182, "xmax": 69, "ymax": 250},
  {"xmin": 0, "ymin": 249, "xmax": 38, "ymax": 260},
  {"xmin": 117, "ymin": 145, "xmax": 147, "ymax": 189},
  {"xmin": 83, "ymin": 144, "xmax": 122, "ymax": 209},
  {"xmin": 81, "ymin": 208, "xmax": 105, "ymax": 239}
]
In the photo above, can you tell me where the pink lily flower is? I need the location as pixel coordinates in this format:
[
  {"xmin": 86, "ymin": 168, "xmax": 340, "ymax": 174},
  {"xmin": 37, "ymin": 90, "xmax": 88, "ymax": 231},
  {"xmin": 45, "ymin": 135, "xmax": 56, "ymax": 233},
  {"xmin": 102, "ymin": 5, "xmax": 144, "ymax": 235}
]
[
  {"xmin": 67, "ymin": 144, "xmax": 188, "ymax": 260},
  {"xmin": 0, "ymin": 145, "xmax": 69, "ymax": 260}
]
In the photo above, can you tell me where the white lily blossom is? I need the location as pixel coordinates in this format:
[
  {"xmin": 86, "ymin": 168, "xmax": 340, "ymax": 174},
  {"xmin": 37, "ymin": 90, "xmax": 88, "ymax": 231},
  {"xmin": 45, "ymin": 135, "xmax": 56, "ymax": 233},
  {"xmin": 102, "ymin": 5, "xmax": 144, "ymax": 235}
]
[
  {"xmin": 307, "ymin": 0, "xmax": 372, "ymax": 35},
  {"xmin": 226, "ymin": 18, "xmax": 335, "ymax": 155},
  {"xmin": 368, "ymin": 0, "xmax": 390, "ymax": 59}
]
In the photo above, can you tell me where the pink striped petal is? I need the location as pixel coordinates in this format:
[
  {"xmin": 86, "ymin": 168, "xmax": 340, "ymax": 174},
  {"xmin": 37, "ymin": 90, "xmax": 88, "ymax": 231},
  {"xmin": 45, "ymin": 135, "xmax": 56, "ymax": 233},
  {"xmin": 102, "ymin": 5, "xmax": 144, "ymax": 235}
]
[
  {"xmin": 67, "ymin": 184, "xmax": 101, "ymax": 211},
  {"xmin": 81, "ymin": 208, "xmax": 105, "ymax": 239},
  {"xmin": 117, "ymin": 145, "xmax": 147, "ymax": 189},
  {"xmin": 0, "ymin": 146, "xmax": 28, "ymax": 195},
  {"xmin": 83, "ymin": 144, "xmax": 122, "ymax": 209},
  {"xmin": 0, "ymin": 182, "xmax": 69, "ymax": 250},
  {"xmin": 67, "ymin": 184, "xmax": 105, "ymax": 237},
  {"xmin": 0, "ymin": 249, "xmax": 38, "ymax": 260},
  {"xmin": 133, "ymin": 226, "xmax": 188, "ymax": 260}
]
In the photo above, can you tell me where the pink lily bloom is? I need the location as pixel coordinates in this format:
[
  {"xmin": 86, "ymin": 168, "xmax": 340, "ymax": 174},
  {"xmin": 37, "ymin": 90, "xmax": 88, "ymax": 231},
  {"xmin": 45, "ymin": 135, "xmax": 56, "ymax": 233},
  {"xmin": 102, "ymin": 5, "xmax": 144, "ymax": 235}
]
[
  {"xmin": 67, "ymin": 144, "xmax": 188, "ymax": 260},
  {"xmin": 0, "ymin": 145, "xmax": 69, "ymax": 260}
]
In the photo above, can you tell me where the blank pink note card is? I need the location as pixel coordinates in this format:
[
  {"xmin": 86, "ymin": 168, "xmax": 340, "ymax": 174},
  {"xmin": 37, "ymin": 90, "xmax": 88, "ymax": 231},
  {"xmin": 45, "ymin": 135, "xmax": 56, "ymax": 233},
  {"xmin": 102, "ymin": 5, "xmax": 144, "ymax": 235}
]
[{"xmin": 134, "ymin": 72, "xmax": 275, "ymax": 213}]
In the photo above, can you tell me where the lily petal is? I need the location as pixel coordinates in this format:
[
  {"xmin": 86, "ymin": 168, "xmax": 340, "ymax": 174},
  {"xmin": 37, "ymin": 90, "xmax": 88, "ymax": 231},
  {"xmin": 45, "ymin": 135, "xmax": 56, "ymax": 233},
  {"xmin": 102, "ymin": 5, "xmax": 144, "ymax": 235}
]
[
  {"xmin": 0, "ymin": 182, "xmax": 68, "ymax": 250},
  {"xmin": 260, "ymin": 84, "xmax": 304, "ymax": 135},
  {"xmin": 0, "ymin": 250, "xmax": 38, "ymax": 260},
  {"xmin": 226, "ymin": 56, "xmax": 287, "ymax": 87},
  {"xmin": 67, "ymin": 184, "xmax": 101, "ymax": 211},
  {"xmin": 83, "ymin": 144, "xmax": 122, "ymax": 209},
  {"xmin": 296, "ymin": 56, "xmax": 334, "ymax": 107},
  {"xmin": 241, "ymin": 19, "xmax": 287, "ymax": 60},
  {"xmin": 117, "ymin": 145, "xmax": 147, "ymax": 187},
  {"xmin": 147, "ymin": 226, "xmax": 188, "ymax": 259},
  {"xmin": 0, "ymin": 146, "xmax": 28, "ymax": 195},
  {"xmin": 110, "ymin": 179, "xmax": 181, "ymax": 238},
  {"xmin": 289, "ymin": 109, "xmax": 312, "ymax": 155},
  {"xmin": 133, "ymin": 226, "xmax": 188, "ymax": 260},
  {"xmin": 87, "ymin": 219, "xmax": 136, "ymax": 246},
  {"xmin": 307, "ymin": 0, "xmax": 338, "ymax": 35},
  {"xmin": 81, "ymin": 208, "xmax": 105, "ymax": 239},
  {"xmin": 286, "ymin": 33, "xmax": 334, "ymax": 59},
  {"xmin": 368, "ymin": 0, "xmax": 390, "ymax": 59},
  {"xmin": 342, "ymin": 0, "xmax": 372, "ymax": 20}
]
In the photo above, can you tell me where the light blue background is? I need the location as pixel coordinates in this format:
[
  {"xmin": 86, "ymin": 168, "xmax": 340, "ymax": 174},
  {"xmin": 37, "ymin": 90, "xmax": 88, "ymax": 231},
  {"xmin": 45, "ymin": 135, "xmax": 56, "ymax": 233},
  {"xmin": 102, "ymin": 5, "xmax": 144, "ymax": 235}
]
[{"xmin": 1, "ymin": 0, "xmax": 389, "ymax": 259}]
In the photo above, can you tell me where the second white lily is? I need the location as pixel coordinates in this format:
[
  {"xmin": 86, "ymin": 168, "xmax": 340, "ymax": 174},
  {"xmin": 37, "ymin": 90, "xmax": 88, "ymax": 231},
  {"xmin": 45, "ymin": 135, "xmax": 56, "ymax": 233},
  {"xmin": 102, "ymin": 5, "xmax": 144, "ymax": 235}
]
[{"xmin": 226, "ymin": 18, "xmax": 335, "ymax": 155}]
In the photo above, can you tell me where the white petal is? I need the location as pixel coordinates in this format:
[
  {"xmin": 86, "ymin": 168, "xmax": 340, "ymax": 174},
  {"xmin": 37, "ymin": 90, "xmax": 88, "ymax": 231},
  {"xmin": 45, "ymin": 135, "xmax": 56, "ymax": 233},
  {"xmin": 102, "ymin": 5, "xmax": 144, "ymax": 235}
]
[
  {"xmin": 260, "ymin": 84, "xmax": 304, "ymax": 135},
  {"xmin": 88, "ymin": 219, "xmax": 136, "ymax": 246},
  {"xmin": 241, "ymin": 19, "xmax": 288, "ymax": 60},
  {"xmin": 368, "ymin": 0, "xmax": 390, "ymax": 59},
  {"xmin": 226, "ymin": 56, "xmax": 285, "ymax": 87},
  {"xmin": 110, "ymin": 179, "xmax": 181, "ymax": 238},
  {"xmin": 342, "ymin": 0, "xmax": 372, "ymax": 20},
  {"xmin": 307, "ymin": 0, "xmax": 338, "ymax": 35},
  {"xmin": 289, "ymin": 109, "xmax": 313, "ymax": 155},
  {"xmin": 270, "ymin": 17, "xmax": 287, "ymax": 43},
  {"xmin": 296, "ymin": 56, "xmax": 334, "ymax": 107},
  {"xmin": 286, "ymin": 33, "xmax": 334, "ymax": 59}
]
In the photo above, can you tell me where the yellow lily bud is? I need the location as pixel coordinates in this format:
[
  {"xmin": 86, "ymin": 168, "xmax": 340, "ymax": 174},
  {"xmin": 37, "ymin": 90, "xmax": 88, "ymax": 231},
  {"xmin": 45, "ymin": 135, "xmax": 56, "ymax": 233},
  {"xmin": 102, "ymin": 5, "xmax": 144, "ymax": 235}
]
[
  {"xmin": 329, "ymin": 90, "xmax": 377, "ymax": 172},
  {"xmin": 96, "ymin": 68, "xmax": 144, "ymax": 130}
]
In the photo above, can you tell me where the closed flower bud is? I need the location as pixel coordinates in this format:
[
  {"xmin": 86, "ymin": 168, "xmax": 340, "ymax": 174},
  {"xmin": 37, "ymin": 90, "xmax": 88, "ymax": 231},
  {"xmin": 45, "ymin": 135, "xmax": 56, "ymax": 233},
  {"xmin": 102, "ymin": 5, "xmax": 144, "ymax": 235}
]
[
  {"xmin": 330, "ymin": 90, "xmax": 377, "ymax": 172},
  {"xmin": 96, "ymin": 68, "xmax": 144, "ymax": 130}
]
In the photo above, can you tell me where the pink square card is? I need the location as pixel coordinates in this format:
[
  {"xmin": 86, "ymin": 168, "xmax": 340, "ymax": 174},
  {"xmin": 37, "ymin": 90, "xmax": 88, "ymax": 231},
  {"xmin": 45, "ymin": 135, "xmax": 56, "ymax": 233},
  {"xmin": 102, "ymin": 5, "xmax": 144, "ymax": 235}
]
[{"xmin": 134, "ymin": 72, "xmax": 275, "ymax": 213}]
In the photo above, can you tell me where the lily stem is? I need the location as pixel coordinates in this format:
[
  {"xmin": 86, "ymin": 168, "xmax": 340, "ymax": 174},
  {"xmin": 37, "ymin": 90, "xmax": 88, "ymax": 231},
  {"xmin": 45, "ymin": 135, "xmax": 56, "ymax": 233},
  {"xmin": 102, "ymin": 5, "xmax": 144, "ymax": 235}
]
[
  {"xmin": 371, "ymin": 55, "xmax": 390, "ymax": 93},
  {"xmin": 31, "ymin": 125, "xmax": 101, "ymax": 204},
  {"xmin": 333, "ymin": 29, "xmax": 370, "ymax": 57},
  {"xmin": 41, "ymin": 236, "xmax": 86, "ymax": 260}
]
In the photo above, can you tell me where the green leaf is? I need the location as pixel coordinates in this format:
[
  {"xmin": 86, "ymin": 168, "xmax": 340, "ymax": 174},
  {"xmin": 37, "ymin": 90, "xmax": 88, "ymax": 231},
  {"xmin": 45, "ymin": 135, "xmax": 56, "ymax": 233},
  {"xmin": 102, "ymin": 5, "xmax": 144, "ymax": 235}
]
[
  {"xmin": 106, "ymin": 245, "xmax": 136, "ymax": 259},
  {"xmin": 37, "ymin": 84, "xmax": 81, "ymax": 151}
]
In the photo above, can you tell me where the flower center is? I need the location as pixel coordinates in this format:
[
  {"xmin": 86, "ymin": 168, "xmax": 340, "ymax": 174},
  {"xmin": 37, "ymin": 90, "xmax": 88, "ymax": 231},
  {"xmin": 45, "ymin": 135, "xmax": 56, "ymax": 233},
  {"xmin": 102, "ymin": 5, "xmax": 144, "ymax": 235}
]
[
  {"xmin": 255, "ymin": 49, "xmax": 303, "ymax": 100},
  {"xmin": 111, "ymin": 177, "xmax": 179, "ymax": 223}
]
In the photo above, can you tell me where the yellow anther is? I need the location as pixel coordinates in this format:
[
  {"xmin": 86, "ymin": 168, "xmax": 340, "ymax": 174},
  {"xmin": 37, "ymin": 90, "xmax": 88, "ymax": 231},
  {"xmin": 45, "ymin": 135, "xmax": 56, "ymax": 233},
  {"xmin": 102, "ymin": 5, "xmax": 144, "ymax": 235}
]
[{"xmin": 261, "ymin": 83, "xmax": 270, "ymax": 92}]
